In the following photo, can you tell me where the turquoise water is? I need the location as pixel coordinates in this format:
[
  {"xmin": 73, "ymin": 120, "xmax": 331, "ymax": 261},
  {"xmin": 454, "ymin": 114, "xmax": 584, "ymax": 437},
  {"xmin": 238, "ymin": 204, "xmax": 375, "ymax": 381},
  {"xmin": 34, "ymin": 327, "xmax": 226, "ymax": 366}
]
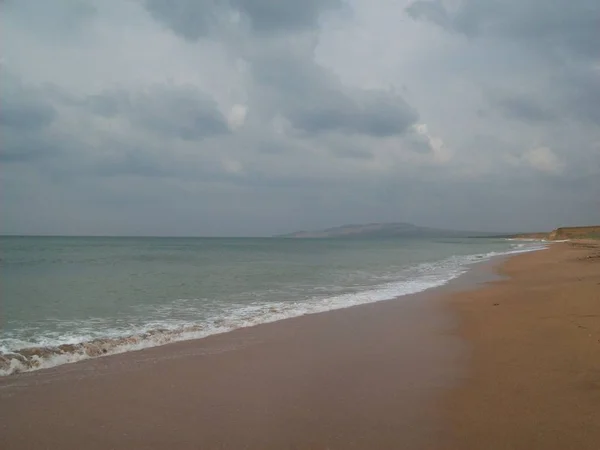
[{"xmin": 0, "ymin": 236, "xmax": 544, "ymax": 374}]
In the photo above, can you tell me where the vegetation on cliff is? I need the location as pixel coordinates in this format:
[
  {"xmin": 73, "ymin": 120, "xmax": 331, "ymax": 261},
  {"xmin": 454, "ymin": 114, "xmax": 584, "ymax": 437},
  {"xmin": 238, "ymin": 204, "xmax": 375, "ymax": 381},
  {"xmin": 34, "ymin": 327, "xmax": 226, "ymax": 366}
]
[{"xmin": 514, "ymin": 226, "xmax": 600, "ymax": 241}]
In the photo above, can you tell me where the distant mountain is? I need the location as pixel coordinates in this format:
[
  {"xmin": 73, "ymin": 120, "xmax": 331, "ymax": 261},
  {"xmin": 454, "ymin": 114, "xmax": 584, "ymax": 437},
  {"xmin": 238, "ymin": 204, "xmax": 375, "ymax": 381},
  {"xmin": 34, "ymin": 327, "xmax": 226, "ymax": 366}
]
[{"xmin": 276, "ymin": 222, "xmax": 502, "ymax": 238}]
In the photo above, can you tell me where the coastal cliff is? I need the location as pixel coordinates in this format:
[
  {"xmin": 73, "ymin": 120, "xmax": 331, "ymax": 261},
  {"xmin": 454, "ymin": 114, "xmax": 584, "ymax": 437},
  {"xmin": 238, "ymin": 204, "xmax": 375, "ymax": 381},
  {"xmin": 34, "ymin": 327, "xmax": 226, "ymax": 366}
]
[{"xmin": 514, "ymin": 226, "xmax": 600, "ymax": 241}]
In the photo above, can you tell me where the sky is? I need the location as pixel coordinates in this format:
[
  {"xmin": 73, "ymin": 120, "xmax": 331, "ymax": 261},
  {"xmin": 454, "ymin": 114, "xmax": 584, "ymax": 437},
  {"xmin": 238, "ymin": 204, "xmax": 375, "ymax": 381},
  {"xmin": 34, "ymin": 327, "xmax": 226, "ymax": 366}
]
[{"xmin": 1, "ymin": 0, "xmax": 599, "ymax": 236}]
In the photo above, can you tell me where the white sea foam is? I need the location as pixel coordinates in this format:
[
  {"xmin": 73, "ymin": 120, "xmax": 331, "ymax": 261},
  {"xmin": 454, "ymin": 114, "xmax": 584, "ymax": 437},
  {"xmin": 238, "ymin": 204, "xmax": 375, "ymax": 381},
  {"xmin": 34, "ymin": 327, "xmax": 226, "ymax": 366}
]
[{"xmin": 0, "ymin": 241, "xmax": 546, "ymax": 376}]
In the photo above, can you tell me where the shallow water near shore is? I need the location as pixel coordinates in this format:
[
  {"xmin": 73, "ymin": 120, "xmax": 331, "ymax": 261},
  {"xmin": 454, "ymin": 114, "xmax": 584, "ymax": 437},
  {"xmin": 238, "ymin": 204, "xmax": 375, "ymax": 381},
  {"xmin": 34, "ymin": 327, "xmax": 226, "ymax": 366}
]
[{"xmin": 1, "ymin": 236, "xmax": 545, "ymax": 375}]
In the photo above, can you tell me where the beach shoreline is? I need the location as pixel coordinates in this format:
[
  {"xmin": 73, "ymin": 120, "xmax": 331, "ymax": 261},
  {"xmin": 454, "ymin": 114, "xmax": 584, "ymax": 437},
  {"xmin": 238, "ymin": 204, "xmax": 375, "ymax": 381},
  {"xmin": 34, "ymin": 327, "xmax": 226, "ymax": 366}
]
[
  {"xmin": 0, "ymin": 248, "xmax": 501, "ymax": 449},
  {"xmin": 1, "ymin": 241, "xmax": 598, "ymax": 449},
  {"xmin": 1, "ymin": 239, "xmax": 540, "ymax": 377},
  {"xmin": 0, "ymin": 273, "xmax": 468, "ymax": 449}
]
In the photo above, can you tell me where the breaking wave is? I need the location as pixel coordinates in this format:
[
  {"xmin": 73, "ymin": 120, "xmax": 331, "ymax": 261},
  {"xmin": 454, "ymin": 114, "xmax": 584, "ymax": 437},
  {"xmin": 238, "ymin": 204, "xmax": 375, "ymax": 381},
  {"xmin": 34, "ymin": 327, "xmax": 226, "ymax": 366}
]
[{"xmin": 0, "ymin": 241, "xmax": 546, "ymax": 376}]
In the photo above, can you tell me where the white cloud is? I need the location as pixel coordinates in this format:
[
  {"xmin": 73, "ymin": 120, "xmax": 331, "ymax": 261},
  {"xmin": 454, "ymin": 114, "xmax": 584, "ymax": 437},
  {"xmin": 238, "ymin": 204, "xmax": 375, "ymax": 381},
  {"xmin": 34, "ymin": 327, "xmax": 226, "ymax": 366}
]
[
  {"xmin": 522, "ymin": 146, "xmax": 564, "ymax": 174},
  {"xmin": 222, "ymin": 158, "xmax": 244, "ymax": 175},
  {"xmin": 227, "ymin": 104, "xmax": 248, "ymax": 130},
  {"xmin": 413, "ymin": 123, "xmax": 452, "ymax": 163}
]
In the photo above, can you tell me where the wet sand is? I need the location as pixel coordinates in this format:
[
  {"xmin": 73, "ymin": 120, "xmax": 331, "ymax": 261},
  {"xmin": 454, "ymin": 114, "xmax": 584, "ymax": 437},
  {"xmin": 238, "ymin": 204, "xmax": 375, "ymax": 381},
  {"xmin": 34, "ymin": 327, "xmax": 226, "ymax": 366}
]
[
  {"xmin": 0, "ymin": 279, "xmax": 462, "ymax": 449},
  {"xmin": 1, "ymin": 241, "xmax": 598, "ymax": 449}
]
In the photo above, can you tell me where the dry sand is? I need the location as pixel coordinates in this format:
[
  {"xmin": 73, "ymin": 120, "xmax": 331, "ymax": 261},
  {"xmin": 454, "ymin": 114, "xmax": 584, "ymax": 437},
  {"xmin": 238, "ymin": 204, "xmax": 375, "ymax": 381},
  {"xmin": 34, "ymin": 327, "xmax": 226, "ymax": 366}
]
[
  {"xmin": 0, "ymin": 241, "xmax": 598, "ymax": 449},
  {"xmin": 444, "ymin": 241, "xmax": 600, "ymax": 450}
]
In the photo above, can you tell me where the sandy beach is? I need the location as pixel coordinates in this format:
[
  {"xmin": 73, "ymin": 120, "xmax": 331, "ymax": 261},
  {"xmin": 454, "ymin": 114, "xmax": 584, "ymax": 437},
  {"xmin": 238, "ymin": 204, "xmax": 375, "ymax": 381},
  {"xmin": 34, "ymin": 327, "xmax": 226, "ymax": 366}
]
[
  {"xmin": 444, "ymin": 240, "xmax": 600, "ymax": 450},
  {"xmin": 1, "ymin": 241, "xmax": 599, "ymax": 449}
]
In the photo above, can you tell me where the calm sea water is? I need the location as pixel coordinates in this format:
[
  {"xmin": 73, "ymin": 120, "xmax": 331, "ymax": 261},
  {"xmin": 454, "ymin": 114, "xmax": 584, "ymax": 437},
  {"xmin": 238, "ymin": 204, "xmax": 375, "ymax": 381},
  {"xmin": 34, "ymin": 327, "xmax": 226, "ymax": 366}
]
[{"xmin": 0, "ymin": 236, "xmax": 544, "ymax": 375}]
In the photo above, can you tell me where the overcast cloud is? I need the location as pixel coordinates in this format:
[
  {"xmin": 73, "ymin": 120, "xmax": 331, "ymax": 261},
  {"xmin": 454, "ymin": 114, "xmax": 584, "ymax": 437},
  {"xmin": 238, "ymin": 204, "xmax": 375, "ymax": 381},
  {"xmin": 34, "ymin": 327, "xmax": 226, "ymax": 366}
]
[{"xmin": 1, "ymin": 0, "xmax": 599, "ymax": 236}]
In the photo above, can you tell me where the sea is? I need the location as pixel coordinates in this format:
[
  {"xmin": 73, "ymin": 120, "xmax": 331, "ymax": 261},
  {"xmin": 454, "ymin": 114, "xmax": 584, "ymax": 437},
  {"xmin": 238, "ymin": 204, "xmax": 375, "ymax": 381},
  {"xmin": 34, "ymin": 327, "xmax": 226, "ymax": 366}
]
[{"xmin": 0, "ymin": 236, "xmax": 545, "ymax": 376}]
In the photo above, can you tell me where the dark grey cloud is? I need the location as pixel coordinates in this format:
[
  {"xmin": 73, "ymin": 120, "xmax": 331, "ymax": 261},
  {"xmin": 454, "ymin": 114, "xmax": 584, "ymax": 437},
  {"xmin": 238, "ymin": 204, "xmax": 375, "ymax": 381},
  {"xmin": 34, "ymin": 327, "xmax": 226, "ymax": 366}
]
[
  {"xmin": 0, "ymin": 97, "xmax": 56, "ymax": 130},
  {"xmin": 86, "ymin": 93, "xmax": 121, "ymax": 118},
  {"xmin": 250, "ymin": 50, "xmax": 418, "ymax": 136},
  {"xmin": 1, "ymin": 80, "xmax": 229, "ymax": 176},
  {"xmin": 0, "ymin": 75, "xmax": 61, "ymax": 163},
  {"xmin": 2, "ymin": 0, "xmax": 97, "ymax": 38},
  {"xmin": 405, "ymin": 0, "xmax": 451, "ymax": 30},
  {"xmin": 145, "ymin": 0, "xmax": 342, "ymax": 39},
  {"xmin": 87, "ymin": 86, "xmax": 230, "ymax": 140},
  {"xmin": 0, "ymin": 132, "xmax": 63, "ymax": 163},
  {"xmin": 406, "ymin": 0, "xmax": 600, "ymax": 58},
  {"xmin": 131, "ymin": 86, "xmax": 230, "ymax": 140},
  {"xmin": 231, "ymin": 0, "xmax": 342, "ymax": 34},
  {"xmin": 288, "ymin": 91, "xmax": 418, "ymax": 137},
  {"xmin": 328, "ymin": 143, "xmax": 373, "ymax": 160},
  {"xmin": 560, "ymin": 67, "xmax": 600, "ymax": 125},
  {"xmin": 493, "ymin": 95, "xmax": 556, "ymax": 123},
  {"xmin": 84, "ymin": 140, "xmax": 172, "ymax": 178},
  {"xmin": 407, "ymin": 0, "xmax": 600, "ymax": 130},
  {"xmin": 144, "ymin": 0, "xmax": 223, "ymax": 40},
  {"xmin": 0, "ymin": 78, "xmax": 57, "ymax": 131},
  {"xmin": 455, "ymin": 0, "xmax": 599, "ymax": 58}
]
